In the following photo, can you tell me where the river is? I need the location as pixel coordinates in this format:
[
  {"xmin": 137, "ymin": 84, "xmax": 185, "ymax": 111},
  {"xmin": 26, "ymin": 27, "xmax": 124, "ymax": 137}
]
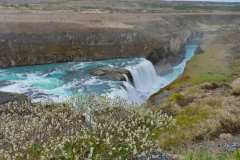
[{"xmin": 0, "ymin": 43, "xmax": 198, "ymax": 104}]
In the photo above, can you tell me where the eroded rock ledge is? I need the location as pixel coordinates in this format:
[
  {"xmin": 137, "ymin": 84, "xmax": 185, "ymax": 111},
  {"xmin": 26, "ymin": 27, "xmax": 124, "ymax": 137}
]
[
  {"xmin": 0, "ymin": 11, "xmax": 201, "ymax": 68},
  {"xmin": 0, "ymin": 92, "xmax": 28, "ymax": 105},
  {"xmin": 0, "ymin": 12, "xmax": 239, "ymax": 69},
  {"xmin": 0, "ymin": 26, "xmax": 192, "ymax": 68}
]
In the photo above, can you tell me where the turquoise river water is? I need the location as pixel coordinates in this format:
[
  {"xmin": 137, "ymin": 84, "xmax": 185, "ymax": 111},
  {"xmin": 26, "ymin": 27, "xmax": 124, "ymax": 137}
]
[{"xmin": 0, "ymin": 43, "xmax": 198, "ymax": 103}]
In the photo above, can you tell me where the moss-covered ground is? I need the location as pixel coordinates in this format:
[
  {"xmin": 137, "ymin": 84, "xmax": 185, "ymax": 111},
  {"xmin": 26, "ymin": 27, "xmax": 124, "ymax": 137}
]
[{"xmin": 169, "ymin": 32, "xmax": 239, "ymax": 89}]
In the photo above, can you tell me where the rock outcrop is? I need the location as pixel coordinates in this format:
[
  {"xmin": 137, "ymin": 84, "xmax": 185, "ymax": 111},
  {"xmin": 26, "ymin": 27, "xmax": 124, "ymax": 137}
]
[
  {"xmin": 0, "ymin": 25, "xmax": 192, "ymax": 68},
  {"xmin": 0, "ymin": 11, "xmax": 199, "ymax": 68},
  {"xmin": 0, "ymin": 11, "xmax": 239, "ymax": 70},
  {"xmin": 90, "ymin": 67, "xmax": 133, "ymax": 82},
  {"xmin": 0, "ymin": 92, "xmax": 29, "ymax": 105},
  {"xmin": 231, "ymin": 78, "xmax": 240, "ymax": 95}
]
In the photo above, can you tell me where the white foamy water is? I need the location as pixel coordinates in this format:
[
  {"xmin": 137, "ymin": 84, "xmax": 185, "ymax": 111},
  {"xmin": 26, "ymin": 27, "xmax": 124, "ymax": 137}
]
[{"xmin": 0, "ymin": 43, "xmax": 198, "ymax": 104}]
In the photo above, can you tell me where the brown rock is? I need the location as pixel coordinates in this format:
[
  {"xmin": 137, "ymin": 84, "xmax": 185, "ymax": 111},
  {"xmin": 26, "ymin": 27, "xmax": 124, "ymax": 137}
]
[
  {"xmin": 90, "ymin": 67, "xmax": 133, "ymax": 82},
  {"xmin": 231, "ymin": 78, "xmax": 240, "ymax": 95},
  {"xmin": 219, "ymin": 133, "xmax": 233, "ymax": 141},
  {"xmin": 0, "ymin": 92, "xmax": 29, "ymax": 106},
  {"xmin": 201, "ymin": 82, "xmax": 219, "ymax": 90}
]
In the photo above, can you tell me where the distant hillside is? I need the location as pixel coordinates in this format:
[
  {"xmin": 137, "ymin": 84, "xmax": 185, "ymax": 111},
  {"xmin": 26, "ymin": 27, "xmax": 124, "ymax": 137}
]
[{"xmin": 0, "ymin": 0, "xmax": 239, "ymax": 12}]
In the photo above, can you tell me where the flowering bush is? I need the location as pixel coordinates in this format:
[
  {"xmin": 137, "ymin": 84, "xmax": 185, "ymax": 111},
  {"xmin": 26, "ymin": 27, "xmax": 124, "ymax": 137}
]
[{"xmin": 0, "ymin": 96, "xmax": 175, "ymax": 159}]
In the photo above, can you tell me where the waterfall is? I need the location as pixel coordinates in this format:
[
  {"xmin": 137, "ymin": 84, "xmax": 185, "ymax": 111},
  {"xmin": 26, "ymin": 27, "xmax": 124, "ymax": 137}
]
[
  {"xmin": 122, "ymin": 81, "xmax": 143, "ymax": 103},
  {"xmin": 122, "ymin": 43, "xmax": 198, "ymax": 104},
  {"xmin": 126, "ymin": 59, "xmax": 161, "ymax": 93},
  {"xmin": 122, "ymin": 58, "xmax": 166, "ymax": 103},
  {"xmin": 123, "ymin": 74, "xmax": 130, "ymax": 82}
]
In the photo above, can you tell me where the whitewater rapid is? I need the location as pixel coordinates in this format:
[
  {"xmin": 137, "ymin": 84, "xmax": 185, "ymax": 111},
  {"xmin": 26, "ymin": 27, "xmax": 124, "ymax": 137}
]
[
  {"xmin": 0, "ymin": 43, "xmax": 198, "ymax": 103},
  {"xmin": 122, "ymin": 43, "xmax": 198, "ymax": 103}
]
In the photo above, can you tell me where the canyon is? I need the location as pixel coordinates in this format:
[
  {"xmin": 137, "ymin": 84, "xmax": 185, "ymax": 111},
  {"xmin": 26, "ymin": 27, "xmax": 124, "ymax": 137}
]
[
  {"xmin": 1, "ymin": 1, "xmax": 240, "ymax": 159},
  {"xmin": 0, "ymin": 10, "xmax": 195, "ymax": 68},
  {"xmin": 0, "ymin": 8, "xmax": 239, "ymax": 68},
  {"xmin": 0, "ymin": 9, "xmax": 240, "ymax": 104}
]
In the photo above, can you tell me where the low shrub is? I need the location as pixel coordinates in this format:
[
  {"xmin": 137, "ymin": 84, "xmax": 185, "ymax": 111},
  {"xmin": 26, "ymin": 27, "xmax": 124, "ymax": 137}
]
[
  {"xmin": 0, "ymin": 96, "xmax": 175, "ymax": 159},
  {"xmin": 169, "ymin": 93, "xmax": 193, "ymax": 106},
  {"xmin": 169, "ymin": 93, "xmax": 185, "ymax": 103}
]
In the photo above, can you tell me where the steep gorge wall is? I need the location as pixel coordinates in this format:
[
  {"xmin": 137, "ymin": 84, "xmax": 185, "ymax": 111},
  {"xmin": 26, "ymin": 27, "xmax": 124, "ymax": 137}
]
[
  {"xmin": 0, "ymin": 12, "xmax": 199, "ymax": 68},
  {"xmin": 0, "ymin": 27, "xmax": 156, "ymax": 67},
  {"xmin": 1, "ymin": 13, "xmax": 239, "ymax": 68}
]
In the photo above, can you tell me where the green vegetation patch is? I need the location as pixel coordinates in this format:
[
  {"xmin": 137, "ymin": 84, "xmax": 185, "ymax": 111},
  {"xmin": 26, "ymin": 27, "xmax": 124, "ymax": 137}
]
[
  {"xmin": 158, "ymin": 102, "xmax": 218, "ymax": 150},
  {"xmin": 169, "ymin": 32, "xmax": 238, "ymax": 90}
]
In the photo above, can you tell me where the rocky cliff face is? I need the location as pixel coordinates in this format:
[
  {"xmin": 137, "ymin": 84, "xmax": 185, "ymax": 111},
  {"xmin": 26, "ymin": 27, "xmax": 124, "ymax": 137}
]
[
  {"xmin": 0, "ymin": 24, "xmax": 192, "ymax": 68},
  {"xmin": 0, "ymin": 27, "xmax": 156, "ymax": 67},
  {"xmin": 0, "ymin": 11, "xmax": 200, "ymax": 68},
  {"xmin": 1, "ymin": 12, "xmax": 239, "ymax": 68}
]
